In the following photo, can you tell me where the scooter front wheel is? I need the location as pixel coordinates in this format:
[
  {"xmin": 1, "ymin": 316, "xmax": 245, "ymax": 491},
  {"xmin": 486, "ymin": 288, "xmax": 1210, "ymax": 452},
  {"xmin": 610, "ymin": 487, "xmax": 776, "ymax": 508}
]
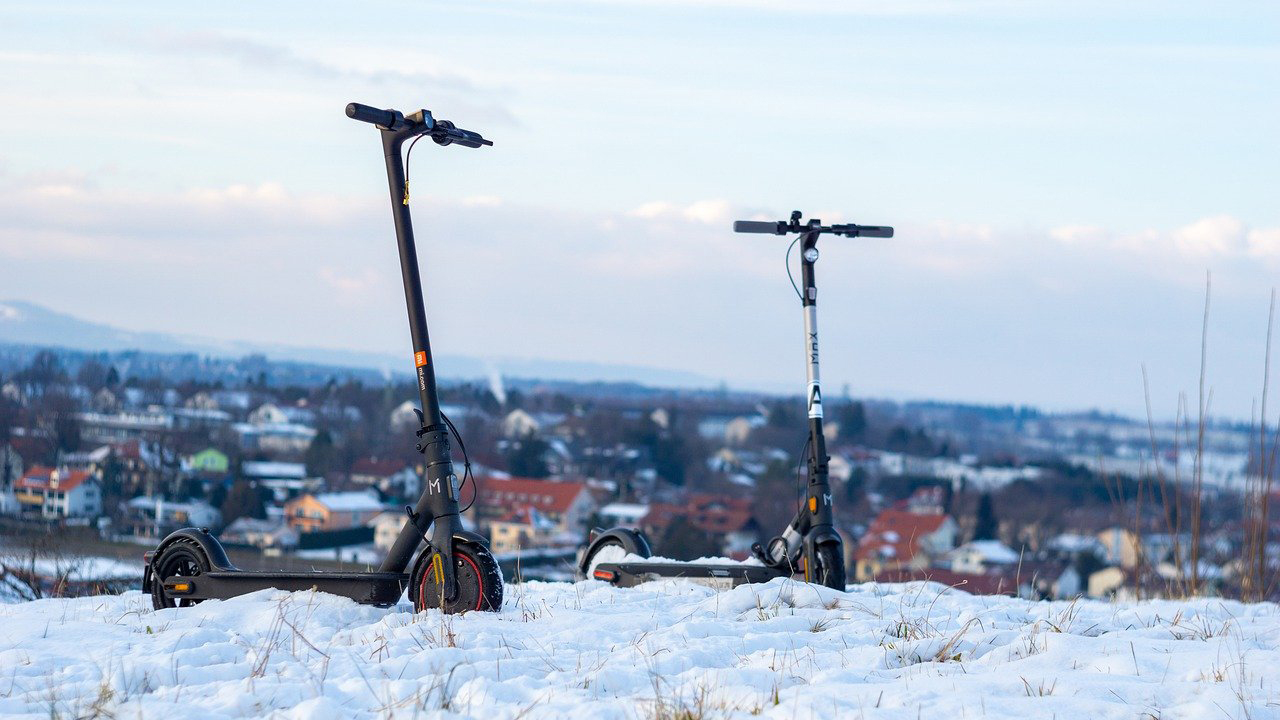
[
  {"xmin": 811, "ymin": 543, "xmax": 847, "ymax": 591},
  {"xmin": 411, "ymin": 542, "xmax": 503, "ymax": 614}
]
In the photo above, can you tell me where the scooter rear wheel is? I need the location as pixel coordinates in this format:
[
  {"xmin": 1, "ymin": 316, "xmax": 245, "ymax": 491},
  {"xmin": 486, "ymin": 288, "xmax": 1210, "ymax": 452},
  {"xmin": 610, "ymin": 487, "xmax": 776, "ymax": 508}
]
[
  {"xmin": 411, "ymin": 543, "xmax": 503, "ymax": 614},
  {"xmin": 149, "ymin": 538, "xmax": 210, "ymax": 610}
]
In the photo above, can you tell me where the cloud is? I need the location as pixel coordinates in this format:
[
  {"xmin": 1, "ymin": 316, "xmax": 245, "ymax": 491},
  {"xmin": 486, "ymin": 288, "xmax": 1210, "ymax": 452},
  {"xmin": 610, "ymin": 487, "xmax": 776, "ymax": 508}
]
[
  {"xmin": 4, "ymin": 173, "xmax": 1279, "ymax": 417},
  {"xmin": 119, "ymin": 30, "xmax": 518, "ymax": 127},
  {"xmin": 1047, "ymin": 215, "xmax": 1280, "ymax": 268}
]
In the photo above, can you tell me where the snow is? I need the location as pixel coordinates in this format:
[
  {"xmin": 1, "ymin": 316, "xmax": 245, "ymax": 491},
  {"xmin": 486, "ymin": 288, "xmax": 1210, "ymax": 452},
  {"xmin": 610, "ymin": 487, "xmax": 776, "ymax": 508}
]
[
  {"xmin": 312, "ymin": 491, "xmax": 385, "ymax": 512},
  {"xmin": 954, "ymin": 539, "xmax": 1022, "ymax": 564},
  {"xmin": 2, "ymin": 581, "xmax": 1280, "ymax": 718}
]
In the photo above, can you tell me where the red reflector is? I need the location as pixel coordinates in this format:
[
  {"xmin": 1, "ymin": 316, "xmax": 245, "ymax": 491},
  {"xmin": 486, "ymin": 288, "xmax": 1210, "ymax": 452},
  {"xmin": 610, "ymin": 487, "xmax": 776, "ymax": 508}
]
[{"xmin": 593, "ymin": 569, "xmax": 617, "ymax": 582}]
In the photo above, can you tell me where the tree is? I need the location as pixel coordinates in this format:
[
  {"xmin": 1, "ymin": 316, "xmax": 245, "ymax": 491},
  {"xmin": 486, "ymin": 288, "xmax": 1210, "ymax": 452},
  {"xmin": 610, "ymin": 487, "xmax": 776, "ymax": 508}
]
[
  {"xmin": 221, "ymin": 479, "xmax": 266, "ymax": 525},
  {"xmin": 505, "ymin": 433, "xmax": 550, "ymax": 478},
  {"xmin": 305, "ymin": 429, "xmax": 337, "ymax": 478},
  {"xmin": 76, "ymin": 359, "xmax": 109, "ymax": 390},
  {"xmin": 973, "ymin": 492, "xmax": 999, "ymax": 541},
  {"xmin": 656, "ymin": 516, "xmax": 722, "ymax": 561},
  {"xmin": 835, "ymin": 401, "xmax": 867, "ymax": 440},
  {"xmin": 18, "ymin": 350, "xmax": 66, "ymax": 388}
]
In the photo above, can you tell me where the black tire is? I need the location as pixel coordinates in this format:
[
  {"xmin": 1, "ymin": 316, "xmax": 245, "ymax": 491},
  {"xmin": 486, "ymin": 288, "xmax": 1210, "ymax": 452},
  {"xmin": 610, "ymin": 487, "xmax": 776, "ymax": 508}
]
[
  {"xmin": 582, "ymin": 538, "xmax": 627, "ymax": 581},
  {"xmin": 811, "ymin": 543, "xmax": 846, "ymax": 591},
  {"xmin": 411, "ymin": 543, "xmax": 503, "ymax": 614},
  {"xmin": 149, "ymin": 538, "xmax": 209, "ymax": 610}
]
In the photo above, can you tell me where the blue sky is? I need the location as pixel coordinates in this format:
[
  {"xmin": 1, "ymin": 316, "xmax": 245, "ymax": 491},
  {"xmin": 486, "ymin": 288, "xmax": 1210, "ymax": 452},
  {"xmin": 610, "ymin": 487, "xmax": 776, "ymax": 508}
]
[{"xmin": 1, "ymin": 1, "xmax": 1278, "ymax": 418}]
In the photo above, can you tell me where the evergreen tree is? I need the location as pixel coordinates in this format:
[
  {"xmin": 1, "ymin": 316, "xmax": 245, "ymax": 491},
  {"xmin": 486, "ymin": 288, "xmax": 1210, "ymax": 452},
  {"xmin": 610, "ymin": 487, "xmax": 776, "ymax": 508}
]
[
  {"xmin": 505, "ymin": 433, "xmax": 550, "ymax": 478},
  {"xmin": 221, "ymin": 479, "xmax": 266, "ymax": 525},
  {"xmin": 657, "ymin": 516, "xmax": 722, "ymax": 561},
  {"xmin": 973, "ymin": 492, "xmax": 999, "ymax": 541},
  {"xmin": 305, "ymin": 429, "xmax": 337, "ymax": 478}
]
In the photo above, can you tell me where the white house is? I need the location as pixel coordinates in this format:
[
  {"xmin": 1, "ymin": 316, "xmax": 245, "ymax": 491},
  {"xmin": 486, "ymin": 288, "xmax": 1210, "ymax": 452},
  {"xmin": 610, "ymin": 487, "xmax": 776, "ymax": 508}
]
[
  {"xmin": 946, "ymin": 540, "xmax": 1022, "ymax": 574},
  {"xmin": 125, "ymin": 496, "xmax": 222, "ymax": 537},
  {"xmin": 13, "ymin": 466, "xmax": 102, "ymax": 519}
]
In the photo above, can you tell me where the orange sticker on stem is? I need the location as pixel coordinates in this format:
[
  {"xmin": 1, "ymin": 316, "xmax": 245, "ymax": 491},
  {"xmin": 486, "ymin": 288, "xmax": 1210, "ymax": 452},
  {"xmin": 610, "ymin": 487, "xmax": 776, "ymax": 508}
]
[{"xmin": 414, "ymin": 351, "xmax": 428, "ymax": 367}]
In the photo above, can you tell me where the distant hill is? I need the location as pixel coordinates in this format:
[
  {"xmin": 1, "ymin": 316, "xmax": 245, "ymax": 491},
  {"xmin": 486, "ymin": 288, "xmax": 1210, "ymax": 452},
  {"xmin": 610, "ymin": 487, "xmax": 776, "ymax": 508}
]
[{"xmin": 0, "ymin": 299, "xmax": 717, "ymax": 389}]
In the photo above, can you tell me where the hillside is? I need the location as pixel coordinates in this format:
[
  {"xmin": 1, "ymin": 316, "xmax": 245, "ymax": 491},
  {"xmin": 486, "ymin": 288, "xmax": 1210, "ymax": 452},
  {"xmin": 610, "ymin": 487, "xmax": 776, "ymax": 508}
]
[{"xmin": 1, "ymin": 579, "xmax": 1276, "ymax": 718}]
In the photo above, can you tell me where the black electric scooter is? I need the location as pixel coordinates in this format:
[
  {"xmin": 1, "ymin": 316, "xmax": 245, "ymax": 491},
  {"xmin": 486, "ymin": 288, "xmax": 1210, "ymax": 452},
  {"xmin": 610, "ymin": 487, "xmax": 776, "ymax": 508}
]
[
  {"xmin": 579, "ymin": 211, "xmax": 892, "ymax": 590},
  {"xmin": 143, "ymin": 103, "xmax": 503, "ymax": 614}
]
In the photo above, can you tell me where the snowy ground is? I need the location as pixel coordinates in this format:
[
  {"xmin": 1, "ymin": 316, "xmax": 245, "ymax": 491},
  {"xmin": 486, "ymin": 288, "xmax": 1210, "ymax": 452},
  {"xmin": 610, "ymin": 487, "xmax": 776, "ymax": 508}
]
[{"xmin": 2, "ymin": 579, "xmax": 1279, "ymax": 719}]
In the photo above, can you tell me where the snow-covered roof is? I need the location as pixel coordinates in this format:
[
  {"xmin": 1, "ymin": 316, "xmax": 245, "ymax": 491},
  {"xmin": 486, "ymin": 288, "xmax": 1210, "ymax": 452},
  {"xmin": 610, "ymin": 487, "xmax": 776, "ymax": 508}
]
[
  {"xmin": 242, "ymin": 461, "xmax": 307, "ymax": 479},
  {"xmin": 954, "ymin": 540, "xmax": 1021, "ymax": 564},
  {"xmin": 309, "ymin": 492, "xmax": 385, "ymax": 513}
]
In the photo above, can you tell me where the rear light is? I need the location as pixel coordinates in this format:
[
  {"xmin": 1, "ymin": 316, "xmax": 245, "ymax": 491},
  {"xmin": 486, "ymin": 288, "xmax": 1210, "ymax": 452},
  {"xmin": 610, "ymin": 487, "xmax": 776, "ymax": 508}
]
[
  {"xmin": 593, "ymin": 569, "xmax": 617, "ymax": 582},
  {"xmin": 165, "ymin": 581, "xmax": 193, "ymax": 595}
]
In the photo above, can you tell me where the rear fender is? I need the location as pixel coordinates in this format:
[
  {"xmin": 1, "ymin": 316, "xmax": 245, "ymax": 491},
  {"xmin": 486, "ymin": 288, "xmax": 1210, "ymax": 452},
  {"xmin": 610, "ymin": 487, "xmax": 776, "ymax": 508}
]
[{"xmin": 578, "ymin": 527, "xmax": 651, "ymax": 576}]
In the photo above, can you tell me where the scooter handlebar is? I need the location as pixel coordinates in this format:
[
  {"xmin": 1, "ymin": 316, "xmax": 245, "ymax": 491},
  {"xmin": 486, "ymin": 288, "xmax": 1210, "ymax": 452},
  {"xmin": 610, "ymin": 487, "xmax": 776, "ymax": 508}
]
[
  {"xmin": 346, "ymin": 103, "xmax": 399, "ymax": 128},
  {"xmin": 833, "ymin": 224, "xmax": 894, "ymax": 238},
  {"xmin": 733, "ymin": 220, "xmax": 784, "ymax": 234}
]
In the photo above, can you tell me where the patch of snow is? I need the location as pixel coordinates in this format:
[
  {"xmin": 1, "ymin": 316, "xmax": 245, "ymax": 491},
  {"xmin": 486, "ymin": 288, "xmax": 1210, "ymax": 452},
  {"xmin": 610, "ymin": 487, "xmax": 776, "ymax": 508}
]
[{"xmin": 1, "ymin": 580, "xmax": 1279, "ymax": 718}]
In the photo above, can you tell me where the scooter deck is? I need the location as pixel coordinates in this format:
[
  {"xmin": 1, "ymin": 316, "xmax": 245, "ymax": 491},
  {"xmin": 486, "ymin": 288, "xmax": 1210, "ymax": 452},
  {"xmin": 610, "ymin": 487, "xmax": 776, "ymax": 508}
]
[
  {"xmin": 162, "ymin": 570, "xmax": 409, "ymax": 606},
  {"xmin": 592, "ymin": 561, "xmax": 784, "ymax": 589}
]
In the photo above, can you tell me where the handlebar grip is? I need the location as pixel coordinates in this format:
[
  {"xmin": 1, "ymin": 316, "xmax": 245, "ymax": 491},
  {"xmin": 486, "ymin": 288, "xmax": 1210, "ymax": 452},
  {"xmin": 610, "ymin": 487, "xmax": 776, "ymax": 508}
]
[
  {"xmin": 733, "ymin": 220, "xmax": 783, "ymax": 234},
  {"xmin": 833, "ymin": 224, "xmax": 894, "ymax": 238},
  {"xmin": 346, "ymin": 102, "xmax": 397, "ymax": 127},
  {"xmin": 855, "ymin": 225, "xmax": 894, "ymax": 238}
]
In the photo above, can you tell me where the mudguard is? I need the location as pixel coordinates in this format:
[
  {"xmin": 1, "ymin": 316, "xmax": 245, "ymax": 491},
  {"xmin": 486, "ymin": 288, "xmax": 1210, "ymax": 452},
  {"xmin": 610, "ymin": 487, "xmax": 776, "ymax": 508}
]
[
  {"xmin": 143, "ymin": 527, "xmax": 238, "ymax": 592},
  {"xmin": 578, "ymin": 527, "xmax": 652, "ymax": 577}
]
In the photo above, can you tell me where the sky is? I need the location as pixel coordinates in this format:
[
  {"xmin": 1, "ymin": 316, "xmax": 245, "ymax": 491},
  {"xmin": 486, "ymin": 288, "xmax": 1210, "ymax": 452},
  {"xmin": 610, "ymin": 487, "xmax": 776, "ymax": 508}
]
[{"xmin": 0, "ymin": 1, "xmax": 1277, "ymax": 419}]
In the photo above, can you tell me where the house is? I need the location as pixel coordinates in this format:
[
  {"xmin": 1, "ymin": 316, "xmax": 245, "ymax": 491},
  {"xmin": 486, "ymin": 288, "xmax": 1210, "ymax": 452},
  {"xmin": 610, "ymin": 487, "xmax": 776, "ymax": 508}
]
[
  {"xmin": 597, "ymin": 502, "xmax": 650, "ymax": 528},
  {"xmin": 369, "ymin": 511, "xmax": 407, "ymax": 552},
  {"xmin": 389, "ymin": 401, "xmax": 422, "ymax": 433},
  {"xmin": 231, "ymin": 421, "xmax": 317, "ymax": 454},
  {"xmin": 946, "ymin": 540, "xmax": 1021, "ymax": 574},
  {"xmin": 13, "ymin": 466, "xmax": 102, "ymax": 519},
  {"xmin": 351, "ymin": 457, "xmax": 419, "ymax": 498},
  {"xmin": 220, "ymin": 516, "xmax": 299, "ymax": 550},
  {"xmin": 242, "ymin": 461, "xmax": 322, "ymax": 502},
  {"xmin": 124, "ymin": 496, "xmax": 222, "ymax": 538},
  {"xmin": 854, "ymin": 508, "xmax": 957, "ymax": 581},
  {"xmin": 474, "ymin": 477, "xmax": 597, "ymax": 537},
  {"xmin": 641, "ymin": 493, "xmax": 760, "ymax": 559},
  {"xmin": 488, "ymin": 506, "xmax": 562, "ymax": 554},
  {"xmin": 187, "ymin": 448, "xmax": 231, "ymax": 477},
  {"xmin": 502, "ymin": 409, "xmax": 541, "ymax": 438},
  {"xmin": 284, "ymin": 491, "xmax": 385, "ymax": 533},
  {"xmin": 1097, "ymin": 527, "xmax": 1142, "ymax": 568}
]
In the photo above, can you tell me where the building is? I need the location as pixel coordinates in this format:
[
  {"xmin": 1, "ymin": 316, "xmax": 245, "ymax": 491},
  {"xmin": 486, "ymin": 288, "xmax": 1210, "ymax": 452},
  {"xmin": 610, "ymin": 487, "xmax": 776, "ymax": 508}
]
[
  {"xmin": 242, "ymin": 461, "xmax": 322, "ymax": 503},
  {"xmin": 474, "ymin": 477, "xmax": 596, "ymax": 538},
  {"xmin": 284, "ymin": 491, "xmax": 385, "ymax": 533},
  {"xmin": 187, "ymin": 448, "xmax": 231, "ymax": 476},
  {"xmin": 488, "ymin": 505, "xmax": 561, "ymax": 554},
  {"xmin": 854, "ymin": 508, "xmax": 957, "ymax": 581},
  {"xmin": 351, "ymin": 457, "xmax": 420, "ymax": 498},
  {"xmin": 640, "ymin": 493, "xmax": 759, "ymax": 559},
  {"xmin": 220, "ymin": 516, "xmax": 299, "ymax": 550},
  {"xmin": 13, "ymin": 466, "xmax": 103, "ymax": 519},
  {"xmin": 124, "ymin": 496, "xmax": 222, "ymax": 538},
  {"xmin": 945, "ymin": 540, "xmax": 1022, "ymax": 574},
  {"xmin": 369, "ymin": 511, "xmax": 407, "ymax": 552}
]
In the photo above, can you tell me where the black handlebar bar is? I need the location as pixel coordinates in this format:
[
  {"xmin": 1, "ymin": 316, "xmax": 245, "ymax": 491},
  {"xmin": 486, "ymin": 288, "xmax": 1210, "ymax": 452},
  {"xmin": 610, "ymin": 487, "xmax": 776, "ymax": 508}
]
[
  {"xmin": 734, "ymin": 212, "xmax": 893, "ymax": 239},
  {"xmin": 346, "ymin": 102, "xmax": 492, "ymax": 148},
  {"xmin": 346, "ymin": 103, "xmax": 399, "ymax": 128},
  {"xmin": 733, "ymin": 220, "xmax": 784, "ymax": 234},
  {"xmin": 832, "ymin": 224, "xmax": 893, "ymax": 238}
]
